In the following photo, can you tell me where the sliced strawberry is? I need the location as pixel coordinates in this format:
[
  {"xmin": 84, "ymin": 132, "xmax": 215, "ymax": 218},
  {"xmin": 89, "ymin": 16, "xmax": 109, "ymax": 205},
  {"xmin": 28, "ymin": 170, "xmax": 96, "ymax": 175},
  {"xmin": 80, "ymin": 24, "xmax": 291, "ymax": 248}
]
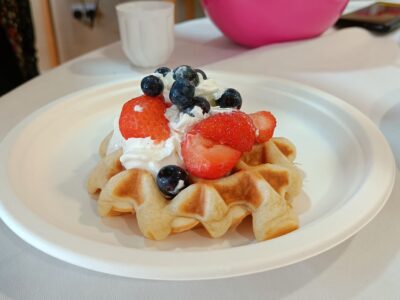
[
  {"xmin": 249, "ymin": 111, "xmax": 277, "ymax": 143},
  {"xmin": 192, "ymin": 111, "xmax": 256, "ymax": 152},
  {"xmin": 181, "ymin": 132, "xmax": 241, "ymax": 179},
  {"xmin": 119, "ymin": 95, "xmax": 170, "ymax": 142}
]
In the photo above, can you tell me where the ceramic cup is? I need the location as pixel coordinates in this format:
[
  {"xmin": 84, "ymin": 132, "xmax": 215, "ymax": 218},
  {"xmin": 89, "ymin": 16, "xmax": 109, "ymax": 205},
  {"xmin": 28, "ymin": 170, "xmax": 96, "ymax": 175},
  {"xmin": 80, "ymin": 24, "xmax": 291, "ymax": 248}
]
[{"xmin": 116, "ymin": 1, "xmax": 174, "ymax": 67}]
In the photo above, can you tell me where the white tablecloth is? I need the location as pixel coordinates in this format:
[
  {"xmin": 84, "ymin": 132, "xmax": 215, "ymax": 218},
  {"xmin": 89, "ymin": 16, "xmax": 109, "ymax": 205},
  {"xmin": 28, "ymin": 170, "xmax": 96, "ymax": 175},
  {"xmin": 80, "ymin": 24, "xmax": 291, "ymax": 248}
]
[{"xmin": 1, "ymin": 2, "xmax": 400, "ymax": 299}]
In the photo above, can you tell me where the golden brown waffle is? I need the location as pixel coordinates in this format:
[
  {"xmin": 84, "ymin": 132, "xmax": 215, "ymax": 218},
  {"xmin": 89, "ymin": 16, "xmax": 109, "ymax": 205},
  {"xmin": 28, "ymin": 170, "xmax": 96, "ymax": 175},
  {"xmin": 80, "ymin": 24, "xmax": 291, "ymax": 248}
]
[{"xmin": 87, "ymin": 134, "xmax": 303, "ymax": 241}]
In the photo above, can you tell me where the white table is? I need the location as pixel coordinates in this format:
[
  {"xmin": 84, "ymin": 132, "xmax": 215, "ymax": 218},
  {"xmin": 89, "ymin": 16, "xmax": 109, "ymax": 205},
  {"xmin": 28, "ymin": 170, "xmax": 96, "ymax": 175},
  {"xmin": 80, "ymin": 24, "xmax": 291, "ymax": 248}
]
[{"xmin": 1, "ymin": 4, "xmax": 400, "ymax": 300}]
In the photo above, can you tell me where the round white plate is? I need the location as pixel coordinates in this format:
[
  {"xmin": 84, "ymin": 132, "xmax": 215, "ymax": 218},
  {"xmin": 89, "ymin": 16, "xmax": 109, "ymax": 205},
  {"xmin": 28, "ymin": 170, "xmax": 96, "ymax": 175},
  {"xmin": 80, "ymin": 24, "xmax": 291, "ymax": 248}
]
[{"xmin": 0, "ymin": 73, "xmax": 395, "ymax": 280}]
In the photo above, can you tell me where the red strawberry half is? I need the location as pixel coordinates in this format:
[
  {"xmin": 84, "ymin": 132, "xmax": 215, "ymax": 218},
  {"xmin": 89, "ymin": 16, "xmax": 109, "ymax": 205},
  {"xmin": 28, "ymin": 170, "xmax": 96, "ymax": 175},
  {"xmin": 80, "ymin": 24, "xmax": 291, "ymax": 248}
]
[
  {"xmin": 181, "ymin": 132, "xmax": 241, "ymax": 179},
  {"xmin": 249, "ymin": 111, "xmax": 277, "ymax": 143},
  {"xmin": 192, "ymin": 111, "xmax": 256, "ymax": 152},
  {"xmin": 119, "ymin": 95, "xmax": 170, "ymax": 142}
]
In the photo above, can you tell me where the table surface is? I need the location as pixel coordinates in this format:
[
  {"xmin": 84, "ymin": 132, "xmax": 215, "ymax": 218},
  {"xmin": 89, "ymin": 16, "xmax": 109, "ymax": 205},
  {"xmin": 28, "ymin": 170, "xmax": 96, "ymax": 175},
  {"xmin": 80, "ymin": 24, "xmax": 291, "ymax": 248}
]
[{"xmin": 1, "ymin": 2, "xmax": 400, "ymax": 299}]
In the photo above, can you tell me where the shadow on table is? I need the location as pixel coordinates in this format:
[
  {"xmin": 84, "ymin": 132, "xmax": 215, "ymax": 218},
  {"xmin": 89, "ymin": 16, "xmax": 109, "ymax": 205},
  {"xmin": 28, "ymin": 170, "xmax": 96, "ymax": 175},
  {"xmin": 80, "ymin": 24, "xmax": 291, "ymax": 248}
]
[
  {"xmin": 208, "ymin": 27, "xmax": 399, "ymax": 74},
  {"xmin": 67, "ymin": 43, "xmax": 134, "ymax": 77},
  {"xmin": 1, "ymin": 26, "xmax": 400, "ymax": 299},
  {"xmin": 67, "ymin": 37, "xmax": 245, "ymax": 78},
  {"xmin": 67, "ymin": 27, "xmax": 399, "ymax": 80},
  {"xmin": 55, "ymin": 134, "xmax": 263, "ymax": 251},
  {"xmin": 1, "ymin": 170, "xmax": 399, "ymax": 299},
  {"xmin": 370, "ymin": 88, "xmax": 400, "ymax": 168},
  {"xmin": 148, "ymin": 173, "xmax": 400, "ymax": 299}
]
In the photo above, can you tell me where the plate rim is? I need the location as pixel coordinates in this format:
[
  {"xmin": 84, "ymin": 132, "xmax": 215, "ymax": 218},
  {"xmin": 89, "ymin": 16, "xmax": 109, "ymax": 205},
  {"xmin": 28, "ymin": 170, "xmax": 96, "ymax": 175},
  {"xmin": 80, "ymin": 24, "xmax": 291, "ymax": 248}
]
[{"xmin": 0, "ymin": 73, "xmax": 396, "ymax": 280}]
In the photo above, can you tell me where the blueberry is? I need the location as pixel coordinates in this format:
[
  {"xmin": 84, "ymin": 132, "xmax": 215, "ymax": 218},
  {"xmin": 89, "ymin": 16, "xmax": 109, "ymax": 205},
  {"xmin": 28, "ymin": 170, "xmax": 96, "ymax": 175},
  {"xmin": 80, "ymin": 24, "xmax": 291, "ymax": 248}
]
[
  {"xmin": 141, "ymin": 75, "xmax": 164, "ymax": 97},
  {"xmin": 169, "ymin": 79, "xmax": 196, "ymax": 109},
  {"xmin": 156, "ymin": 165, "xmax": 189, "ymax": 198},
  {"xmin": 154, "ymin": 66, "xmax": 171, "ymax": 77},
  {"xmin": 183, "ymin": 96, "xmax": 210, "ymax": 116},
  {"xmin": 216, "ymin": 88, "xmax": 242, "ymax": 109},
  {"xmin": 194, "ymin": 68, "xmax": 207, "ymax": 80},
  {"xmin": 173, "ymin": 65, "xmax": 199, "ymax": 86}
]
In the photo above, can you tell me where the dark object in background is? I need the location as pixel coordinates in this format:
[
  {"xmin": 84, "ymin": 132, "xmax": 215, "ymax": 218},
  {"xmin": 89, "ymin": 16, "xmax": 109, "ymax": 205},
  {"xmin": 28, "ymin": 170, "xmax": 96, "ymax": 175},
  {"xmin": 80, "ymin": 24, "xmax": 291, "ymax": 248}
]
[
  {"xmin": 0, "ymin": 0, "xmax": 39, "ymax": 96},
  {"xmin": 336, "ymin": 2, "xmax": 400, "ymax": 33},
  {"xmin": 71, "ymin": 1, "xmax": 99, "ymax": 28}
]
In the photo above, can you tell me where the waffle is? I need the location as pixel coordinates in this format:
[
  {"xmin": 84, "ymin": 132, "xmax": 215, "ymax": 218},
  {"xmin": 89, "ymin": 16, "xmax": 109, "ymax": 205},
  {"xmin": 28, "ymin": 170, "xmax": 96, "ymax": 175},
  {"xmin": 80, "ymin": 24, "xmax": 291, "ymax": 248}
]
[{"xmin": 87, "ymin": 134, "xmax": 303, "ymax": 241}]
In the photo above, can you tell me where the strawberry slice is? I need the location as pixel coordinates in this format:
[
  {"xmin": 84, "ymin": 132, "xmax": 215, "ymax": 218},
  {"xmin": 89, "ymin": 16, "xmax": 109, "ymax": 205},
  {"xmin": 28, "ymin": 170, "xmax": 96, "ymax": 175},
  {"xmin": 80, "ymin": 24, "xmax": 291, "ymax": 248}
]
[
  {"xmin": 181, "ymin": 132, "xmax": 241, "ymax": 179},
  {"xmin": 192, "ymin": 111, "xmax": 256, "ymax": 152},
  {"xmin": 249, "ymin": 111, "xmax": 277, "ymax": 143},
  {"xmin": 119, "ymin": 95, "xmax": 170, "ymax": 142}
]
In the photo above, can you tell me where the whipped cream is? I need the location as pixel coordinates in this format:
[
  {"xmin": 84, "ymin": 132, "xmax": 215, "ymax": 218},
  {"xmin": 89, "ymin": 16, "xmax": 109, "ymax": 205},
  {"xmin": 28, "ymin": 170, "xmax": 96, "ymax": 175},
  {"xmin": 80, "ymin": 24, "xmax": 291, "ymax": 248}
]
[
  {"xmin": 106, "ymin": 117, "xmax": 183, "ymax": 176},
  {"xmin": 173, "ymin": 180, "xmax": 185, "ymax": 194},
  {"xmin": 133, "ymin": 105, "xmax": 143, "ymax": 112},
  {"xmin": 107, "ymin": 104, "xmax": 237, "ymax": 176},
  {"xmin": 209, "ymin": 106, "xmax": 235, "ymax": 115},
  {"xmin": 120, "ymin": 136, "xmax": 182, "ymax": 175},
  {"xmin": 154, "ymin": 71, "xmax": 226, "ymax": 104},
  {"xmin": 166, "ymin": 105, "xmax": 205, "ymax": 134},
  {"xmin": 194, "ymin": 78, "xmax": 225, "ymax": 103},
  {"xmin": 153, "ymin": 72, "xmax": 174, "ymax": 102},
  {"xmin": 107, "ymin": 118, "xmax": 124, "ymax": 154},
  {"xmin": 106, "ymin": 70, "xmax": 237, "ymax": 176}
]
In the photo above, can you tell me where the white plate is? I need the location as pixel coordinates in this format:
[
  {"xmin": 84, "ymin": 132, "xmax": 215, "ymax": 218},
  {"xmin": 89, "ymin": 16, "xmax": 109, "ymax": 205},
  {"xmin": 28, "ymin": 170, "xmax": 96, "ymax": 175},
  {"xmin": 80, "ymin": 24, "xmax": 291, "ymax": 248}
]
[{"xmin": 0, "ymin": 73, "xmax": 395, "ymax": 280}]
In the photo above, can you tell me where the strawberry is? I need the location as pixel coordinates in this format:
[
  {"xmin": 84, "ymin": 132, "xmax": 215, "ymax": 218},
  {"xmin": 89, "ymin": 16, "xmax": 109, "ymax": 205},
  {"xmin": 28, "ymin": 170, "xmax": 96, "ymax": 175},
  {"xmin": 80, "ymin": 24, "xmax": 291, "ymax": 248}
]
[
  {"xmin": 192, "ymin": 111, "xmax": 256, "ymax": 152},
  {"xmin": 181, "ymin": 132, "xmax": 241, "ymax": 179},
  {"xmin": 249, "ymin": 111, "xmax": 277, "ymax": 143},
  {"xmin": 119, "ymin": 95, "xmax": 170, "ymax": 142}
]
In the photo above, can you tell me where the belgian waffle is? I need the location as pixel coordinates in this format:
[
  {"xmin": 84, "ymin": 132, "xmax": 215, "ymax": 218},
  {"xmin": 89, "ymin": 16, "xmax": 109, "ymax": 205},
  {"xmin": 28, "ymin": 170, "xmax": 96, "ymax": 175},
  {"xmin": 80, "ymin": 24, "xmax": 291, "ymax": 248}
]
[{"xmin": 87, "ymin": 134, "xmax": 303, "ymax": 241}]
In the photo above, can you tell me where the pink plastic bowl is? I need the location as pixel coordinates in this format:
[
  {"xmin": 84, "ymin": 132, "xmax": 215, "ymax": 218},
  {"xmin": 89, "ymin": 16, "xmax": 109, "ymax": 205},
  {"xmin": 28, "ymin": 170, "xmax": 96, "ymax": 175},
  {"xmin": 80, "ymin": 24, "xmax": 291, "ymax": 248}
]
[{"xmin": 201, "ymin": 0, "xmax": 349, "ymax": 47}]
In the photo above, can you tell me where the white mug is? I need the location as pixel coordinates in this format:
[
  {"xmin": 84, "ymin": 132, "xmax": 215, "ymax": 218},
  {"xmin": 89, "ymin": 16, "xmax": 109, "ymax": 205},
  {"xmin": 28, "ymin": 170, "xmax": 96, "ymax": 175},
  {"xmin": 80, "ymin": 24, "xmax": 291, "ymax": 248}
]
[{"xmin": 116, "ymin": 1, "xmax": 175, "ymax": 68}]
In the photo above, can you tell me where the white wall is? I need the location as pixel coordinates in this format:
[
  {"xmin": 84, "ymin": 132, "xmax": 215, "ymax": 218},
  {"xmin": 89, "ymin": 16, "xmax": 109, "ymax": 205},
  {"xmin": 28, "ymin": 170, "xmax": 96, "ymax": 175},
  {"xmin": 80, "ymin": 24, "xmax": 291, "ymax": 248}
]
[
  {"xmin": 49, "ymin": 0, "xmax": 125, "ymax": 64},
  {"xmin": 30, "ymin": 0, "xmax": 206, "ymax": 71},
  {"xmin": 30, "ymin": 0, "xmax": 54, "ymax": 72}
]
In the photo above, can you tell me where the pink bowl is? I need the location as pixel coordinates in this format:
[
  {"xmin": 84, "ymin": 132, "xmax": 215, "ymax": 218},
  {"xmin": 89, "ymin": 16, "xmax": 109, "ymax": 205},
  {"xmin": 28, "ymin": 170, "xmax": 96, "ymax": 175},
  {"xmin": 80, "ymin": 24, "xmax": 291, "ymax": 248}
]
[{"xmin": 201, "ymin": 0, "xmax": 349, "ymax": 47}]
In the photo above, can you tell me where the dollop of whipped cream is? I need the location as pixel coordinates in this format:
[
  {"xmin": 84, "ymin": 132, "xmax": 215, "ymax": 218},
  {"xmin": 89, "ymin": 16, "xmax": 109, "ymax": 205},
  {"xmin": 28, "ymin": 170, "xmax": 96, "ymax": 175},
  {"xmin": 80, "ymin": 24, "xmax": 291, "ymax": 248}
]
[
  {"xmin": 106, "ymin": 115, "xmax": 183, "ymax": 176},
  {"xmin": 166, "ymin": 105, "xmax": 204, "ymax": 135},
  {"xmin": 154, "ymin": 72, "xmax": 226, "ymax": 104},
  {"xmin": 107, "ymin": 105, "xmax": 235, "ymax": 176},
  {"xmin": 106, "ymin": 72, "xmax": 235, "ymax": 176},
  {"xmin": 194, "ymin": 78, "xmax": 225, "ymax": 103},
  {"xmin": 120, "ymin": 136, "xmax": 181, "ymax": 174}
]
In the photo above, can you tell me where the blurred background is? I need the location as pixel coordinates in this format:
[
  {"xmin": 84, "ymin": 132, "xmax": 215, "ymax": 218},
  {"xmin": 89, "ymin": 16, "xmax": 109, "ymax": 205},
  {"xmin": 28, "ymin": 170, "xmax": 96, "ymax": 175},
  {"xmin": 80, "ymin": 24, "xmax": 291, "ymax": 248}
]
[
  {"xmin": 0, "ymin": 0, "xmax": 204, "ymax": 96},
  {"xmin": 31, "ymin": 0, "xmax": 205, "ymax": 72},
  {"xmin": 0, "ymin": 0, "xmax": 384, "ymax": 96}
]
